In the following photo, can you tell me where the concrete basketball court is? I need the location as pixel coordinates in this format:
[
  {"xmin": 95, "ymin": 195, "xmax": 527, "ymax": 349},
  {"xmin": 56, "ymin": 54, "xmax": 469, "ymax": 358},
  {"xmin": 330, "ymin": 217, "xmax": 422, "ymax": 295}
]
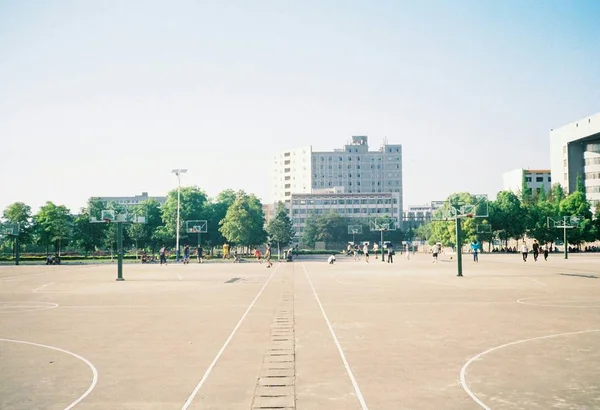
[{"xmin": 1, "ymin": 252, "xmax": 599, "ymax": 409}]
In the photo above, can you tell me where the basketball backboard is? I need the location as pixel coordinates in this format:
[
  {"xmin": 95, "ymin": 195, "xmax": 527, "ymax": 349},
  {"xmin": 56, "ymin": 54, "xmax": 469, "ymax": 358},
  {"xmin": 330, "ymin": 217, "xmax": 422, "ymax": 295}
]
[
  {"xmin": 369, "ymin": 216, "xmax": 398, "ymax": 231},
  {"xmin": 186, "ymin": 220, "xmax": 208, "ymax": 233},
  {"xmin": 347, "ymin": 224, "xmax": 363, "ymax": 235}
]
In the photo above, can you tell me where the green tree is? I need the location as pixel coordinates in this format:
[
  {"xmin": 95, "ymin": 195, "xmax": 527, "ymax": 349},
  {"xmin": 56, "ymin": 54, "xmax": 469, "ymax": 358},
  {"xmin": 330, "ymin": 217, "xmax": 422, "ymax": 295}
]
[
  {"xmin": 559, "ymin": 191, "xmax": 594, "ymax": 247},
  {"xmin": 161, "ymin": 186, "xmax": 209, "ymax": 250},
  {"xmin": 267, "ymin": 202, "xmax": 295, "ymax": 256},
  {"xmin": 219, "ymin": 192, "xmax": 267, "ymax": 247},
  {"xmin": 33, "ymin": 202, "xmax": 73, "ymax": 255},
  {"xmin": 2, "ymin": 202, "xmax": 33, "ymax": 253},
  {"xmin": 72, "ymin": 198, "xmax": 109, "ymax": 256},
  {"xmin": 205, "ymin": 189, "xmax": 238, "ymax": 247},
  {"xmin": 489, "ymin": 191, "xmax": 526, "ymax": 248}
]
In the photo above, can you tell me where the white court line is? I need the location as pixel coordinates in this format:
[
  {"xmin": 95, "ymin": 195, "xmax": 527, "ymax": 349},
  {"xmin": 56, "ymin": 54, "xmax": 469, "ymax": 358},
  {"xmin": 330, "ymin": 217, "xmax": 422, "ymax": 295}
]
[
  {"xmin": 524, "ymin": 277, "xmax": 547, "ymax": 287},
  {"xmin": 176, "ymin": 271, "xmax": 183, "ymax": 280},
  {"xmin": 460, "ymin": 329, "xmax": 600, "ymax": 409},
  {"xmin": 517, "ymin": 296, "xmax": 600, "ymax": 308},
  {"xmin": 33, "ymin": 282, "xmax": 55, "ymax": 293},
  {"xmin": 181, "ymin": 264, "xmax": 280, "ymax": 410},
  {"xmin": 0, "ymin": 337, "xmax": 98, "ymax": 409},
  {"xmin": 302, "ymin": 263, "xmax": 368, "ymax": 410}
]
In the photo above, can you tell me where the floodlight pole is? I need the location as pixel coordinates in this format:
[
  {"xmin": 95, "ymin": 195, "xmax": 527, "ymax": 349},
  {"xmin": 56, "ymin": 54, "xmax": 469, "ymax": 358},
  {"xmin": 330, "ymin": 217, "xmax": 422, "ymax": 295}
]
[{"xmin": 172, "ymin": 169, "xmax": 187, "ymax": 262}]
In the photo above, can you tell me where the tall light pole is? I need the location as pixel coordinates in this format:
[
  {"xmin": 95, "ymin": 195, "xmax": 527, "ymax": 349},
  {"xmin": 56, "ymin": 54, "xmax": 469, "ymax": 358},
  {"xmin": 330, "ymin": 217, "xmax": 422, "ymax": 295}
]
[{"xmin": 172, "ymin": 169, "xmax": 187, "ymax": 262}]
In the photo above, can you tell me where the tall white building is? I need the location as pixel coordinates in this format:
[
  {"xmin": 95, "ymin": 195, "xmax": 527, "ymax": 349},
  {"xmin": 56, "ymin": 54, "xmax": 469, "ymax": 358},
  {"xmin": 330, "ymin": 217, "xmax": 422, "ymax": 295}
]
[
  {"xmin": 502, "ymin": 168, "xmax": 552, "ymax": 195},
  {"xmin": 272, "ymin": 136, "xmax": 403, "ymax": 203},
  {"xmin": 271, "ymin": 136, "xmax": 404, "ymax": 236},
  {"xmin": 550, "ymin": 112, "xmax": 600, "ymax": 208}
]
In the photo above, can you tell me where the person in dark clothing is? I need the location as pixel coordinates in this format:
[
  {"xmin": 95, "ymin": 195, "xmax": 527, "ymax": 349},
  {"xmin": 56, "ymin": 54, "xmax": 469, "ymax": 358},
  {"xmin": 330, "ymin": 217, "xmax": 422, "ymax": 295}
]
[{"xmin": 532, "ymin": 240, "xmax": 540, "ymax": 262}]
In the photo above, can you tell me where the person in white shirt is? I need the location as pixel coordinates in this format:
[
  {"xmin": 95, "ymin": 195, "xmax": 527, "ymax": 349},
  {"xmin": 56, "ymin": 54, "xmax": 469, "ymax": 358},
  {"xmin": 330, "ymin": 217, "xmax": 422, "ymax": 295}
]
[
  {"xmin": 373, "ymin": 242, "xmax": 379, "ymax": 259},
  {"xmin": 363, "ymin": 243, "xmax": 370, "ymax": 263},
  {"xmin": 328, "ymin": 254, "xmax": 336, "ymax": 264},
  {"xmin": 521, "ymin": 243, "xmax": 528, "ymax": 262}
]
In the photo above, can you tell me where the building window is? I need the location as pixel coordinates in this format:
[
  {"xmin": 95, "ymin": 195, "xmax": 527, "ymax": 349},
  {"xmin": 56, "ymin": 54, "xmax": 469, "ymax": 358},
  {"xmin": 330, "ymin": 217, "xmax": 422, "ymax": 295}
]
[
  {"xmin": 548, "ymin": 177, "xmax": 551, "ymax": 182},
  {"xmin": 285, "ymin": 168, "xmax": 290, "ymax": 173},
  {"xmin": 284, "ymin": 160, "xmax": 290, "ymax": 165},
  {"xmin": 285, "ymin": 192, "xmax": 291, "ymax": 196},
  {"xmin": 284, "ymin": 152, "xmax": 290, "ymax": 157},
  {"xmin": 285, "ymin": 176, "xmax": 290, "ymax": 181},
  {"xmin": 285, "ymin": 184, "xmax": 291, "ymax": 189},
  {"xmin": 525, "ymin": 177, "xmax": 532, "ymax": 182},
  {"xmin": 536, "ymin": 177, "xmax": 543, "ymax": 182}
]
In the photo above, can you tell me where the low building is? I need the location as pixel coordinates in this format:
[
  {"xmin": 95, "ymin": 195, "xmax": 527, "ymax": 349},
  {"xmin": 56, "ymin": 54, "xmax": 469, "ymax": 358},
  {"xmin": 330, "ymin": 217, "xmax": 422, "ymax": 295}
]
[
  {"xmin": 92, "ymin": 192, "xmax": 167, "ymax": 207},
  {"xmin": 502, "ymin": 168, "xmax": 551, "ymax": 196},
  {"xmin": 403, "ymin": 204, "xmax": 433, "ymax": 230},
  {"xmin": 290, "ymin": 191, "xmax": 401, "ymax": 239}
]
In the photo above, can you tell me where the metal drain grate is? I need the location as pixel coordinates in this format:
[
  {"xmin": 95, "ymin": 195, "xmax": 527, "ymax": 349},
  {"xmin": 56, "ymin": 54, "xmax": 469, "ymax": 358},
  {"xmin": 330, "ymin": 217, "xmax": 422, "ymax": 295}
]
[{"xmin": 251, "ymin": 267, "xmax": 296, "ymax": 410}]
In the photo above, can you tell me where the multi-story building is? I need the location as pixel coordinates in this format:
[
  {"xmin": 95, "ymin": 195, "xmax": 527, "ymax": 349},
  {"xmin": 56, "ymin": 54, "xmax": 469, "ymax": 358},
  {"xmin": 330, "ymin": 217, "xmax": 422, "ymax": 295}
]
[
  {"xmin": 92, "ymin": 192, "xmax": 167, "ymax": 207},
  {"xmin": 403, "ymin": 204, "xmax": 433, "ymax": 230},
  {"xmin": 271, "ymin": 136, "xmax": 403, "ymax": 237},
  {"xmin": 502, "ymin": 168, "xmax": 552, "ymax": 196},
  {"xmin": 550, "ymin": 112, "xmax": 600, "ymax": 208}
]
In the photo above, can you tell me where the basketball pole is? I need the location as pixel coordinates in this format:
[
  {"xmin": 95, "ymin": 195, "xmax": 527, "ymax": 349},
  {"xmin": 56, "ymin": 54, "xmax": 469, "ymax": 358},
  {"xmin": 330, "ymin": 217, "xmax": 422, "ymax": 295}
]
[
  {"xmin": 456, "ymin": 216, "xmax": 463, "ymax": 277},
  {"xmin": 116, "ymin": 222, "xmax": 124, "ymax": 281}
]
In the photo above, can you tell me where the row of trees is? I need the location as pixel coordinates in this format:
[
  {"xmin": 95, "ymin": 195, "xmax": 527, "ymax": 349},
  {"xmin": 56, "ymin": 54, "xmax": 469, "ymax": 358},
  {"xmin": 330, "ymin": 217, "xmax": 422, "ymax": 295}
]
[
  {"xmin": 1, "ymin": 188, "xmax": 296, "ymax": 257},
  {"xmin": 417, "ymin": 180, "xmax": 600, "ymax": 249}
]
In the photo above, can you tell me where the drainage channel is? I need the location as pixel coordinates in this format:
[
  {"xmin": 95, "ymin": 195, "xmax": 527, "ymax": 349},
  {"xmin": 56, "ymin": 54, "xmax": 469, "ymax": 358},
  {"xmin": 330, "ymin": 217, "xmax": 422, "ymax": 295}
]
[{"xmin": 251, "ymin": 266, "xmax": 296, "ymax": 410}]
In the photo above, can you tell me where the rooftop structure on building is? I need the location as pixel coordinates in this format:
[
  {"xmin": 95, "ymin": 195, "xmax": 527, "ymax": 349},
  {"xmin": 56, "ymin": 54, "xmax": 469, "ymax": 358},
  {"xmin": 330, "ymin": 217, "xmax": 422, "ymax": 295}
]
[
  {"xmin": 550, "ymin": 112, "xmax": 600, "ymax": 208},
  {"xmin": 92, "ymin": 192, "xmax": 167, "ymax": 207}
]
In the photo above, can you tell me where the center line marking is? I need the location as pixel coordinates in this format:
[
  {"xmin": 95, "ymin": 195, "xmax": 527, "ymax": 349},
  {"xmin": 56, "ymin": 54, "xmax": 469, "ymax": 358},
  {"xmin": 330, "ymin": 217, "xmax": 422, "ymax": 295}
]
[
  {"xmin": 181, "ymin": 264, "xmax": 280, "ymax": 410},
  {"xmin": 302, "ymin": 263, "xmax": 368, "ymax": 410}
]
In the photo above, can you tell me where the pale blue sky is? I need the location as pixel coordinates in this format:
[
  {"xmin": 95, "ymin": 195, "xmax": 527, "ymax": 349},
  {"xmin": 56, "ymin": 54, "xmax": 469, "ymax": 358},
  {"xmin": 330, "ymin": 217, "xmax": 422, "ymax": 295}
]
[{"xmin": 1, "ymin": 0, "xmax": 599, "ymax": 214}]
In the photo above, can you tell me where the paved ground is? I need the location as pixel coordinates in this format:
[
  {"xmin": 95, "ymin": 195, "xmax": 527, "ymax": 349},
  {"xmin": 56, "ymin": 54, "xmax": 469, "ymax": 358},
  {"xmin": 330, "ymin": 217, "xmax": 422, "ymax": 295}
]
[{"xmin": 0, "ymin": 252, "xmax": 599, "ymax": 410}]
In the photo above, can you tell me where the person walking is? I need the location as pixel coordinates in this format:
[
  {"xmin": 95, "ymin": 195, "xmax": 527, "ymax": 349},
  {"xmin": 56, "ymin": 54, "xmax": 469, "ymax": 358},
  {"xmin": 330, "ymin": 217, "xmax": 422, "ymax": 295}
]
[
  {"xmin": 405, "ymin": 243, "xmax": 410, "ymax": 260},
  {"xmin": 432, "ymin": 245, "xmax": 438, "ymax": 263},
  {"xmin": 265, "ymin": 243, "xmax": 273, "ymax": 268},
  {"xmin": 532, "ymin": 240, "xmax": 540, "ymax": 262},
  {"xmin": 543, "ymin": 243, "xmax": 549, "ymax": 261},
  {"xmin": 521, "ymin": 242, "xmax": 529, "ymax": 262},
  {"xmin": 373, "ymin": 242, "xmax": 379, "ymax": 259},
  {"xmin": 387, "ymin": 243, "xmax": 394, "ymax": 263}
]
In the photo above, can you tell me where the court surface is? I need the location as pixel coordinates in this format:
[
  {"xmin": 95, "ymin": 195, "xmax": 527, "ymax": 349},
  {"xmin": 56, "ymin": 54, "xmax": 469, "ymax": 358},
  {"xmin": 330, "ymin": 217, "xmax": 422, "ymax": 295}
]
[{"xmin": 1, "ymin": 252, "xmax": 599, "ymax": 410}]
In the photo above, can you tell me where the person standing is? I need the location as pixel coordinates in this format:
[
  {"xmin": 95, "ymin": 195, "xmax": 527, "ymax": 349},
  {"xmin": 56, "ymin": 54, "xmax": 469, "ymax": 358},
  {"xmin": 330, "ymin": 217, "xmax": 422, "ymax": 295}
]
[
  {"xmin": 363, "ymin": 243, "xmax": 370, "ymax": 263},
  {"xmin": 183, "ymin": 244, "xmax": 190, "ymax": 264},
  {"xmin": 543, "ymin": 242, "xmax": 549, "ymax": 261},
  {"xmin": 159, "ymin": 245, "xmax": 167, "ymax": 265},
  {"xmin": 405, "ymin": 243, "xmax": 410, "ymax": 260},
  {"xmin": 373, "ymin": 242, "xmax": 379, "ymax": 259},
  {"xmin": 387, "ymin": 243, "xmax": 394, "ymax": 263},
  {"xmin": 521, "ymin": 242, "xmax": 529, "ymax": 262},
  {"xmin": 470, "ymin": 240, "xmax": 480, "ymax": 262},
  {"xmin": 532, "ymin": 240, "xmax": 540, "ymax": 262},
  {"xmin": 197, "ymin": 244, "xmax": 203, "ymax": 264}
]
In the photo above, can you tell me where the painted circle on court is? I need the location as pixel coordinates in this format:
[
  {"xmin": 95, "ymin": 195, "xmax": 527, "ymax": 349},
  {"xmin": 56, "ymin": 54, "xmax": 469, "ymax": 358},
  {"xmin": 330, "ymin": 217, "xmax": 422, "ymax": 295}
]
[
  {"xmin": 0, "ymin": 301, "xmax": 58, "ymax": 313},
  {"xmin": 517, "ymin": 296, "xmax": 600, "ymax": 308}
]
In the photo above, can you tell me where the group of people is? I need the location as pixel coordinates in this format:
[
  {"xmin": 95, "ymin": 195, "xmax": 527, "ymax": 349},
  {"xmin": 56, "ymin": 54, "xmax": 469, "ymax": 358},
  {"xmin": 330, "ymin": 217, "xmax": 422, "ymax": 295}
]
[
  {"xmin": 340, "ymin": 242, "xmax": 397, "ymax": 264},
  {"xmin": 520, "ymin": 240, "xmax": 549, "ymax": 262},
  {"xmin": 151, "ymin": 244, "xmax": 204, "ymax": 265}
]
